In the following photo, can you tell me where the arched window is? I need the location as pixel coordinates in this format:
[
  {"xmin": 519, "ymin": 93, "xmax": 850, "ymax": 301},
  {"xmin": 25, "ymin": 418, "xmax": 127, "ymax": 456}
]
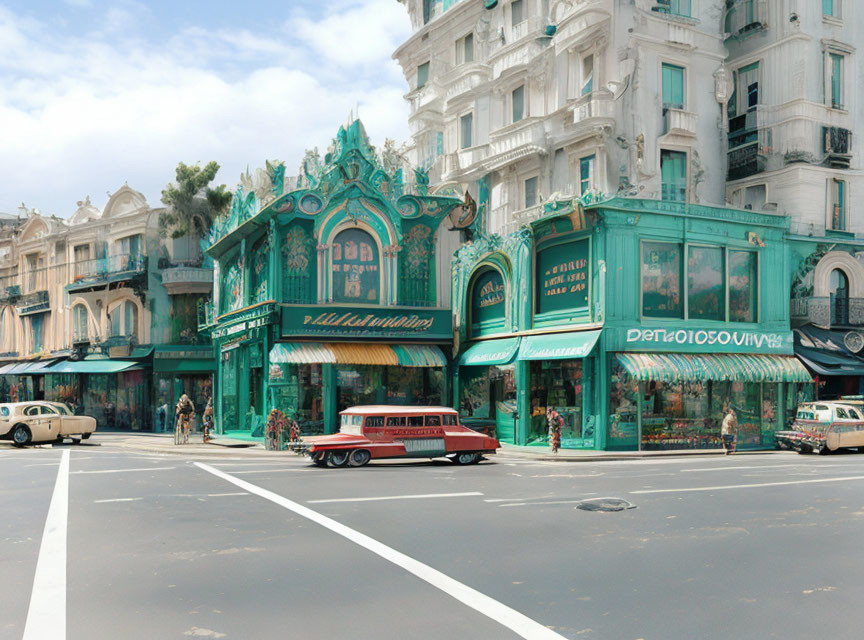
[
  {"xmin": 332, "ymin": 228, "xmax": 380, "ymax": 303},
  {"xmin": 830, "ymin": 269, "xmax": 849, "ymax": 325}
]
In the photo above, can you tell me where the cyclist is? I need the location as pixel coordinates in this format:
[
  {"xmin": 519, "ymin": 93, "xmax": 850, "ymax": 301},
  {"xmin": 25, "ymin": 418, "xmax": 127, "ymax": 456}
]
[{"xmin": 175, "ymin": 393, "xmax": 196, "ymax": 444}]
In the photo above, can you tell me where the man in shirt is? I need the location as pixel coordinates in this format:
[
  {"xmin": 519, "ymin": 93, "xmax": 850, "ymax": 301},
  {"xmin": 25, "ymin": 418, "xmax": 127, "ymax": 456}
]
[{"xmin": 721, "ymin": 409, "xmax": 738, "ymax": 455}]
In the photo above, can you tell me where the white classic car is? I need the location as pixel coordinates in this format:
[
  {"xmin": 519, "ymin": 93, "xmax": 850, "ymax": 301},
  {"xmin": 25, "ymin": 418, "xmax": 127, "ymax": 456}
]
[{"xmin": 0, "ymin": 401, "xmax": 97, "ymax": 447}]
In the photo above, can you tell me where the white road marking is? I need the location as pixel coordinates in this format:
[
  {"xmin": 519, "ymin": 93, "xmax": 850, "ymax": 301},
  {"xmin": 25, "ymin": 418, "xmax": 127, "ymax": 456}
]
[
  {"xmin": 228, "ymin": 468, "xmax": 305, "ymax": 475},
  {"xmin": 631, "ymin": 475, "xmax": 864, "ymax": 494},
  {"xmin": 485, "ymin": 494, "xmax": 596, "ymax": 503},
  {"xmin": 71, "ymin": 467, "xmax": 175, "ymax": 474},
  {"xmin": 23, "ymin": 448, "xmax": 69, "ymax": 640},
  {"xmin": 94, "ymin": 497, "xmax": 142, "ymax": 503},
  {"xmin": 500, "ymin": 497, "xmax": 600, "ymax": 508},
  {"xmin": 207, "ymin": 492, "xmax": 250, "ymax": 497},
  {"xmin": 679, "ymin": 464, "xmax": 804, "ymax": 473},
  {"xmin": 307, "ymin": 492, "xmax": 483, "ymax": 504},
  {"xmin": 194, "ymin": 462, "xmax": 565, "ymax": 640}
]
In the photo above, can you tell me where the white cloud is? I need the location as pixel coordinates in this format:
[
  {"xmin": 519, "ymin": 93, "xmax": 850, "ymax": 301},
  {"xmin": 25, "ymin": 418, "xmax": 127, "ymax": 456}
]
[{"xmin": 0, "ymin": 2, "xmax": 412, "ymax": 216}]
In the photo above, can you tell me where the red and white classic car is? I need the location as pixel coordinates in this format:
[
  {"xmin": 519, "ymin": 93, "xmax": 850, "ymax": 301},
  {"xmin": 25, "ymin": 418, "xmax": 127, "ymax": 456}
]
[{"xmin": 288, "ymin": 405, "xmax": 500, "ymax": 467}]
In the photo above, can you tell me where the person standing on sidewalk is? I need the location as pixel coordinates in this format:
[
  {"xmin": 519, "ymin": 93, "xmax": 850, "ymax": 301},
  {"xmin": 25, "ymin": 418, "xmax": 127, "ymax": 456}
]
[
  {"xmin": 721, "ymin": 409, "xmax": 738, "ymax": 455},
  {"xmin": 547, "ymin": 407, "xmax": 563, "ymax": 454}
]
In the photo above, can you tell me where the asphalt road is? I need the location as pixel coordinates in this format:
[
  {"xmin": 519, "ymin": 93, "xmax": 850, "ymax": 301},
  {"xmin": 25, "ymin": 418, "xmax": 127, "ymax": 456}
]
[{"xmin": 3, "ymin": 439, "xmax": 864, "ymax": 640}]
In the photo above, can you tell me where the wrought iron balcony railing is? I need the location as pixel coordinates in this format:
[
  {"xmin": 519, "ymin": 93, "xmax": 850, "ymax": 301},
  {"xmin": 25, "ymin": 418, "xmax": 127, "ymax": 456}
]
[{"xmin": 791, "ymin": 296, "xmax": 864, "ymax": 329}]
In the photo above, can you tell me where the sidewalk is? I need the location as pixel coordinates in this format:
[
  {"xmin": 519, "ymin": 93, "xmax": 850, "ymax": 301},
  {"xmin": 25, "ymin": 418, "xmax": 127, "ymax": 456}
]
[{"xmin": 95, "ymin": 432, "xmax": 782, "ymax": 462}]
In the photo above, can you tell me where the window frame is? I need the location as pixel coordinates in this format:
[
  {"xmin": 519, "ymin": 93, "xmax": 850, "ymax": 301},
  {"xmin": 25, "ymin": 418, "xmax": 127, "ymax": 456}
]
[
  {"xmin": 660, "ymin": 148, "xmax": 688, "ymax": 203},
  {"xmin": 579, "ymin": 154, "xmax": 595, "ymax": 196},
  {"xmin": 827, "ymin": 52, "xmax": 844, "ymax": 110},
  {"xmin": 828, "ymin": 177, "xmax": 847, "ymax": 230},
  {"xmin": 416, "ymin": 61, "xmax": 430, "ymax": 90},
  {"xmin": 661, "ymin": 62, "xmax": 686, "ymax": 110},
  {"xmin": 523, "ymin": 175, "xmax": 539, "ymax": 209},
  {"xmin": 459, "ymin": 112, "xmax": 474, "ymax": 150},
  {"xmin": 511, "ymin": 0, "xmax": 524, "ymax": 27},
  {"xmin": 457, "ymin": 32, "xmax": 474, "ymax": 65},
  {"xmin": 640, "ymin": 240, "xmax": 761, "ymax": 323},
  {"xmin": 511, "ymin": 84, "xmax": 526, "ymax": 123}
]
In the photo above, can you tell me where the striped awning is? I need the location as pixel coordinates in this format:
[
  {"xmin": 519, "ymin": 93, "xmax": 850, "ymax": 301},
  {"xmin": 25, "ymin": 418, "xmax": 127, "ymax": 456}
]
[
  {"xmin": 616, "ymin": 353, "xmax": 813, "ymax": 383},
  {"xmin": 269, "ymin": 343, "xmax": 446, "ymax": 367}
]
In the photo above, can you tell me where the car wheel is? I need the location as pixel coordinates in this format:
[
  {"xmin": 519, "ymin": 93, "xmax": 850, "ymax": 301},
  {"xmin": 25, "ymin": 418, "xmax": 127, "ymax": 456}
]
[
  {"xmin": 327, "ymin": 450, "xmax": 350, "ymax": 468},
  {"xmin": 451, "ymin": 452, "xmax": 480, "ymax": 465},
  {"xmin": 11, "ymin": 425, "xmax": 31, "ymax": 447},
  {"xmin": 348, "ymin": 449, "xmax": 371, "ymax": 467},
  {"xmin": 82, "ymin": 432, "xmax": 91, "ymax": 440},
  {"xmin": 71, "ymin": 438, "xmax": 81, "ymax": 445},
  {"xmin": 312, "ymin": 453, "xmax": 328, "ymax": 468}
]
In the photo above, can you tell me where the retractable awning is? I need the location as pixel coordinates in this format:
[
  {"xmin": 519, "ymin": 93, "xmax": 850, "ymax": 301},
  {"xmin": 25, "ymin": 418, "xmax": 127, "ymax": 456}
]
[
  {"xmin": 269, "ymin": 343, "xmax": 447, "ymax": 367},
  {"xmin": 616, "ymin": 352, "xmax": 812, "ymax": 383},
  {"xmin": 47, "ymin": 360, "xmax": 143, "ymax": 374},
  {"xmin": 2, "ymin": 360, "xmax": 59, "ymax": 375},
  {"xmin": 458, "ymin": 337, "xmax": 521, "ymax": 367},
  {"xmin": 518, "ymin": 330, "xmax": 601, "ymax": 361}
]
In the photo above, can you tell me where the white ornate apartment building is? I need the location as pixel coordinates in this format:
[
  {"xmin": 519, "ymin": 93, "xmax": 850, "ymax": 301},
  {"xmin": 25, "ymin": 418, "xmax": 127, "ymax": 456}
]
[
  {"xmin": 724, "ymin": 0, "xmax": 860, "ymax": 235},
  {"xmin": 0, "ymin": 186, "xmax": 212, "ymax": 362},
  {"xmin": 394, "ymin": 0, "xmax": 861, "ymax": 237}
]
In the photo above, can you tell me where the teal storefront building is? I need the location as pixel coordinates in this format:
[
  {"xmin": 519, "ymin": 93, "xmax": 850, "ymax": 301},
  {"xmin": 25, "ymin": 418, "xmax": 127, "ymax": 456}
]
[
  {"xmin": 200, "ymin": 121, "xmax": 464, "ymax": 436},
  {"xmin": 452, "ymin": 197, "xmax": 813, "ymax": 451}
]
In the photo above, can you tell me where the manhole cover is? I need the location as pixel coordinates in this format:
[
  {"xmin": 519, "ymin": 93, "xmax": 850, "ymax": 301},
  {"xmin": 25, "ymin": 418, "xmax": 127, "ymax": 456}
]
[{"xmin": 576, "ymin": 498, "xmax": 636, "ymax": 512}]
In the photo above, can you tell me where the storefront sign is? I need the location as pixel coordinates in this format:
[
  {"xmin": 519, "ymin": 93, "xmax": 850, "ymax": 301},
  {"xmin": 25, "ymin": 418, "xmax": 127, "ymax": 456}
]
[
  {"xmin": 471, "ymin": 269, "xmax": 506, "ymax": 329},
  {"xmin": 281, "ymin": 305, "xmax": 452, "ymax": 340},
  {"xmin": 212, "ymin": 316, "xmax": 271, "ymax": 340},
  {"xmin": 536, "ymin": 240, "xmax": 589, "ymax": 315},
  {"xmin": 621, "ymin": 327, "xmax": 793, "ymax": 354}
]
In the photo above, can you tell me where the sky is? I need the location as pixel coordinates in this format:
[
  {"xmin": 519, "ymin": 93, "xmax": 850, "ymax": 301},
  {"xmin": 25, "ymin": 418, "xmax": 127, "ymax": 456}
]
[{"xmin": 0, "ymin": 0, "xmax": 413, "ymax": 217}]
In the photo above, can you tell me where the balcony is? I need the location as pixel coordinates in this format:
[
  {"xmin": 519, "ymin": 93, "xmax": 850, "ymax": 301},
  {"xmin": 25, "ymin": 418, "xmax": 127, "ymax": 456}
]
[
  {"xmin": 571, "ymin": 93, "xmax": 615, "ymax": 126},
  {"xmin": 442, "ymin": 64, "xmax": 491, "ymax": 105},
  {"xmin": 824, "ymin": 126, "xmax": 852, "ymax": 169},
  {"xmin": 487, "ymin": 119, "xmax": 547, "ymax": 170},
  {"xmin": 500, "ymin": 205, "xmax": 544, "ymax": 235},
  {"xmin": 442, "ymin": 144, "xmax": 490, "ymax": 181},
  {"xmin": 791, "ymin": 296, "xmax": 864, "ymax": 329},
  {"xmin": 16, "ymin": 290, "xmax": 49, "ymax": 316},
  {"xmin": 71, "ymin": 330, "xmax": 90, "ymax": 346},
  {"xmin": 161, "ymin": 265, "xmax": 213, "ymax": 295},
  {"xmin": 725, "ymin": 0, "xmax": 767, "ymax": 38},
  {"xmin": 66, "ymin": 254, "xmax": 147, "ymax": 293},
  {"xmin": 663, "ymin": 108, "xmax": 697, "ymax": 137},
  {"xmin": 727, "ymin": 110, "xmax": 768, "ymax": 181}
]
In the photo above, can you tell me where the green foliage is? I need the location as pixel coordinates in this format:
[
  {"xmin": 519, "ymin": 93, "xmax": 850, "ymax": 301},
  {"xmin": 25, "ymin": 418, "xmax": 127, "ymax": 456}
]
[{"xmin": 160, "ymin": 161, "xmax": 232, "ymax": 239}]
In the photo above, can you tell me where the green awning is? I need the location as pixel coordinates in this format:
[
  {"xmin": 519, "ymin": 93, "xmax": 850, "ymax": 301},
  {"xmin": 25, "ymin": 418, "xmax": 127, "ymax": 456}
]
[
  {"xmin": 153, "ymin": 359, "xmax": 217, "ymax": 373},
  {"xmin": 518, "ymin": 330, "xmax": 601, "ymax": 361},
  {"xmin": 269, "ymin": 343, "xmax": 446, "ymax": 367},
  {"xmin": 616, "ymin": 353, "xmax": 813, "ymax": 383},
  {"xmin": 459, "ymin": 337, "xmax": 521, "ymax": 367},
  {"xmin": 47, "ymin": 360, "xmax": 143, "ymax": 374}
]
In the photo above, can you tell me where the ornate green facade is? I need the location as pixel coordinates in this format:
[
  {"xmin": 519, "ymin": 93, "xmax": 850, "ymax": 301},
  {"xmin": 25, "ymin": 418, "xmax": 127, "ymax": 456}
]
[
  {"xmin": 452, "ymin": 196, "xmax": 813, "ymax": 451},
  {"xmin": 203, "ymin": 120, "xmax": 464, "ymax": 436}
]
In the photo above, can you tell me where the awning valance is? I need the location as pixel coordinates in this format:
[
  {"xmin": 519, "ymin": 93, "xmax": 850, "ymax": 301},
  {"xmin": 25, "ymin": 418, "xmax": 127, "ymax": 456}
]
[
  {"xmin": 269, "ymin": 343, "xmax": 446, "ymax": 367},
  {"xmin": 153, "ymin": 359, "xmax": 217, "ymax": 373},
  {"xmin": 47, "ymin": 360, "xmax": 143, "ymax": 374},
  {"xmin": 518, "ymin": 330, "xmax": 601, "ymax": 361},
  {"xmin": 616, "ymin": 353, "xmax": 813, "ymax": 383},
  {"xmin": 458, "ymin": 337, "xmax": 520, "ymax": 367}
]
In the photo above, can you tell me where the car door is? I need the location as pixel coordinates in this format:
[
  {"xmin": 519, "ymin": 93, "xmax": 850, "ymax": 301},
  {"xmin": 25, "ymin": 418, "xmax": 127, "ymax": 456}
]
[
  {"xmin": 23, "ymin": 405, "xmax": 52, "ymax": 442},
  {"xmin": 40, "ymin": 405, "xmax": 62, "ymax": 437}
]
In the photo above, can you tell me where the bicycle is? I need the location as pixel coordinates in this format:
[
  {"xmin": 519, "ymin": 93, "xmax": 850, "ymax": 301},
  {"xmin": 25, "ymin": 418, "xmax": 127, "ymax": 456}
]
[{"xmin": 174, "ymin": 412, "xmax": 191, "ymax": 445}]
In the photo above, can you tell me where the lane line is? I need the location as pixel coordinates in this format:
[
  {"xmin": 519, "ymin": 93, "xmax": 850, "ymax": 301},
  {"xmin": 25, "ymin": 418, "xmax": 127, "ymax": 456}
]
[
  {"xmin": 680, "ymin": 464, "xmax": 807, "ymax": 473},
  {"xmin": 631, "ymin": 474, "xmax": 864, "ymax": 494},
  {"xmin": 23, "ymin": 448, "xmax": 69, "ymax": 640},
  {"xmin": 94, "ymin": 497, "xmax": 142, "ymax": 504},
  {"xmin": 307, "ymin": 492, "xmax": 483, "ymax": 504},
  {"xmin": 500, "ymin": 498, "xmax": 600, "ymax": 508},
  {"xmin": 71, "ymin": 467, "xmax": 174, "ymax": 474},
  {"xmin": 194, "ymin": 462, "xmax": 565, "ymax": 640},
  {"xmin": 228, "ymin": 469, "xmax": 305, "ymax": 475}
]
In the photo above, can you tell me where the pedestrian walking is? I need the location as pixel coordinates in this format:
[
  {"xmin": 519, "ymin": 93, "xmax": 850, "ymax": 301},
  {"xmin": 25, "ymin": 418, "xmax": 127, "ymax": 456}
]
[
  {"xmin": 202, "ymin": 397, "xmax": 214, "ymax": 443},
  {"xmin": 547, "ymin": 407, "xmax": 563, "ymax": 454},
  {"xmin": 721, "ymin": 408, "xmax": 737, "ymax": 455}
]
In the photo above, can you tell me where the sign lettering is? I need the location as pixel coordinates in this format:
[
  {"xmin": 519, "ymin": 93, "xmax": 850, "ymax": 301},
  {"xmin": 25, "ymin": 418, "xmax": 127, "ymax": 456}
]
[{"xmin": 536, "ymin": 239, "xmax": 590, "ymax": 315}]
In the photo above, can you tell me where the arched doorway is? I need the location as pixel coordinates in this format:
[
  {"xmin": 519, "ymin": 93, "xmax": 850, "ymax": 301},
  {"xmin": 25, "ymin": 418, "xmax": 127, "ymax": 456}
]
[{"xmin": 830, "ymin": 268, "xmax": 849, "ymax": 325}]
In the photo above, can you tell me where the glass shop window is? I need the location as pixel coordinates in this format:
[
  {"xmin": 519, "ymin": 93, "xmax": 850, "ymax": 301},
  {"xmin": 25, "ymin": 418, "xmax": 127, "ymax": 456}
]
[
  {"xmin": 729, "ymin": 250, "xmax": 758, "ymax": 322},
  {"xmin": 642, "ymin": 241, "xmax": 683, "ymax": 318},
  {"xmin": 687, "ymin": 246, "xmax": 724, "ymax": 321}
]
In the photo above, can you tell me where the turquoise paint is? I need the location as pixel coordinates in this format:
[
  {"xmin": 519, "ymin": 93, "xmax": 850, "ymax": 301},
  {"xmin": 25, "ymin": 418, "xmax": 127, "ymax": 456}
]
[{"xmin": 452, "ymin": 197, "xmax": 802, "ymax": 451}]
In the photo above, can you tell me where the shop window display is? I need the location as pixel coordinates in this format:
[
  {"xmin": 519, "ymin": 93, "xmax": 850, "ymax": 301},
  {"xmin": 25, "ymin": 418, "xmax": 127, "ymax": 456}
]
[
  {"xmin": 0, "ymin": 375, "xmax": 34, "ymax": 403},
  {"xmin": 45, "ymin": 374, "xmax": 81, "ymax": 413},
  {"xmin": 639, "ymin": 379, "xmax": 777, "ymax": 450},
  {"xmin": 269, "ymin": 362, "xmax": 324, "ymax": 435},
  {"xmin": 608, "ymin": 360, "xmax": 640, "ymax": 450},
  {"xmin": 459, "ymin": 365, "xmax": 517, "ymax": 442},
  {"xmin": 528, "ymin": 360, "xmax": 585, "ymax": 447},
  {"xmin": 729, "ymin": 250, "xmax": 758, "ymax": 322}
]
